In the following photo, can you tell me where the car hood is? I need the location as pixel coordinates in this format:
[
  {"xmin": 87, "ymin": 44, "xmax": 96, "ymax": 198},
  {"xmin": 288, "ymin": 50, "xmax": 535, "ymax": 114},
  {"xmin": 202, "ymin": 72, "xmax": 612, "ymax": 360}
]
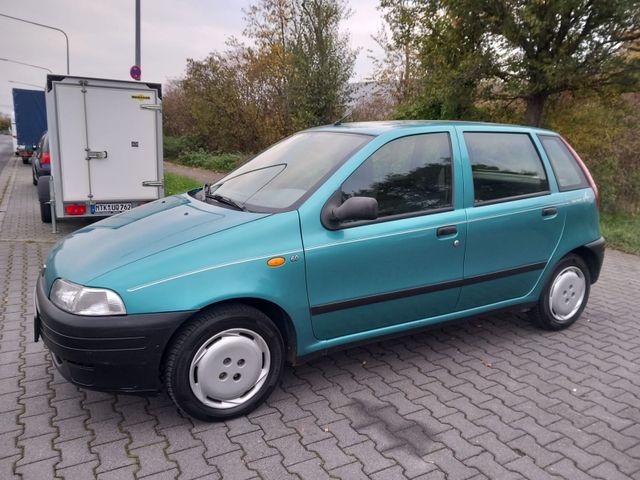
[{"xmin": 45, "ymin": 194, "xmax": 269, "ymax": 288}]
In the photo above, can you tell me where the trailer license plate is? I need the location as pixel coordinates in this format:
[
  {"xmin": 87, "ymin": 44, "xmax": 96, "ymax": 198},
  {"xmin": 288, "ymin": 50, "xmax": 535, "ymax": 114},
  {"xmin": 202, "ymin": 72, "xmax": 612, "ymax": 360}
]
[{"xmin": 93, "ymin": 203, "xmax": 132, "ymax": 213}]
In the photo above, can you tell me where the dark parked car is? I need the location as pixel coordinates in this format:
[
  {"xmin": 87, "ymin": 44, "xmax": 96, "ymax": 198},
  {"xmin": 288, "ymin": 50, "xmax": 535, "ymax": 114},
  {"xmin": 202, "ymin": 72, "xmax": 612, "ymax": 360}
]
[{"xmin": 31, "ymin": 132, "xmax": 50, "ymax": 186}]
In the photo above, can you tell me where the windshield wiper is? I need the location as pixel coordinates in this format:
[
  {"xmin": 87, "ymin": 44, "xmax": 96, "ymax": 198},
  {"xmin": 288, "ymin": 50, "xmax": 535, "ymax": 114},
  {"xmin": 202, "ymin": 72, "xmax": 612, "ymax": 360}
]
[{"xmin": 206, "ymin": 193, "xmax": 245, "ymax": 211}]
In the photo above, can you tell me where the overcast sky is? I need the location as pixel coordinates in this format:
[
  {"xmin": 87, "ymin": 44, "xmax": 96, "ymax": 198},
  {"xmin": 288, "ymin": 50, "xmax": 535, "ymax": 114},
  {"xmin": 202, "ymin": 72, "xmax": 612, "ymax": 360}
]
[{"xmin": 0, "ymin": 0, "xmax": 384, "ymax": 116}]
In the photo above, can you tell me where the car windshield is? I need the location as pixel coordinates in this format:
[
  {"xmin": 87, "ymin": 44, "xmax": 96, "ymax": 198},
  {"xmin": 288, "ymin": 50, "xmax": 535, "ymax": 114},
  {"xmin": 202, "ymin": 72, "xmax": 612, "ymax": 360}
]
[{"xmin": 198, "ymin": 131, "xmax": 372, "ymax": 212}]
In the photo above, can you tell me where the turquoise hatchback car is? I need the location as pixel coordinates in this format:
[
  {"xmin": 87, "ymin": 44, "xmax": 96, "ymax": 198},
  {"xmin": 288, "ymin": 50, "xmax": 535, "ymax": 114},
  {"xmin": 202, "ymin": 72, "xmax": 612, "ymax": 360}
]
[{"xmin": 35, "ymin": 121, "xmax": 604, "ymax": 420}]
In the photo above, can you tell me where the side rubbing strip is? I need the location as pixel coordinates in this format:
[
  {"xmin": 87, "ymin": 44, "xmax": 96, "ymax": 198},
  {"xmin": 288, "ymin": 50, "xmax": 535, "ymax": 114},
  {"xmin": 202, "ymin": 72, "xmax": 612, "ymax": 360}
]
[{"xmin": 310, "ymin": 261, "xmax": 547, "ymax": 315}]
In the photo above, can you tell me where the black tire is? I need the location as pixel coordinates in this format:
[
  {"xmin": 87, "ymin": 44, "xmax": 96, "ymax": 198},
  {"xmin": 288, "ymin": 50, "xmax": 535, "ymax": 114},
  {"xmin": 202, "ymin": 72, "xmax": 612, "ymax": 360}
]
[
  {"xmin": 22, "ymin": 157, "xmax": 29, "ymax": 165},
  {"xmin": 164, "ymin": 304, "xmax": 285, "ymax": 421},
  {"xmin": 37, "ymin": 176, "xmax": 52, "ymax": 223},
  {"xmin": 530, "ymin": 254, "xmax": 591, "ymax": 330}
]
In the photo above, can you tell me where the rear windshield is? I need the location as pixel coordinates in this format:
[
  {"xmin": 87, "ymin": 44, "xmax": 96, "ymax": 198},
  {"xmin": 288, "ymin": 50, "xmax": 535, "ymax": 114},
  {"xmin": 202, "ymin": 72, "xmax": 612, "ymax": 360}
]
[
  {"xmin": 538, "ymin": 135, "xmax": 588, "ymax": 191},
  {"xmin": 198, "ymin": 131, "xmax": 372, "ymax": 212}
]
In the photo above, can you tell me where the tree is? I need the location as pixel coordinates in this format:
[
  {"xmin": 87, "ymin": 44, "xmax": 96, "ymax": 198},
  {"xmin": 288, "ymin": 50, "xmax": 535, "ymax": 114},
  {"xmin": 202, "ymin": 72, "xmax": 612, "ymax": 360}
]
[
  {"xmin": 165, "ymin": 0, "xmax": 356, "ymax": 152},
  {"xmin": 378, "ymin": 0, "xmax": 640, "ymax": 126},
  {"xmin": 0, "ymin": 113, "xmax": 10, "ymax": 132},
  {"xmin": 244, "ymin": 0, "xmax": 356, "ymax": 129},
  {"xmin": 372, "ymin": 0, "xmax": 422, "ymax": 105},
  {"xmin": 482, "ymin": 0, "xmax": 640, "ymax": 126}
]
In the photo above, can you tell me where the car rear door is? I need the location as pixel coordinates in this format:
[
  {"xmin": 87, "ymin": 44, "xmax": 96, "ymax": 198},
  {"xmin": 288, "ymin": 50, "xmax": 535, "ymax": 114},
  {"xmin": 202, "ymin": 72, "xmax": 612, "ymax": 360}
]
[{"xmin": 456, "ymin": 127, "xmax": 565, "ymax": 310}]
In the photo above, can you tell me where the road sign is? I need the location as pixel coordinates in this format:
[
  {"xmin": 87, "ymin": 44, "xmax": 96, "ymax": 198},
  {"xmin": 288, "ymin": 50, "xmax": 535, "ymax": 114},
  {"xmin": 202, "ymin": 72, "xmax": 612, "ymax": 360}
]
[{"xmin": 130, "ymin": 65, "xmax": 141, "ymax": 81}]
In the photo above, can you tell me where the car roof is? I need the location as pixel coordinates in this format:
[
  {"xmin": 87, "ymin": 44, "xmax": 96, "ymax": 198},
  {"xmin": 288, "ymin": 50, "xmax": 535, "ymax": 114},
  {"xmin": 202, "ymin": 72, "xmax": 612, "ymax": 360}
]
[{"xmin": 307, "ymin": 120, "xmax": 557, "ymax": 136}]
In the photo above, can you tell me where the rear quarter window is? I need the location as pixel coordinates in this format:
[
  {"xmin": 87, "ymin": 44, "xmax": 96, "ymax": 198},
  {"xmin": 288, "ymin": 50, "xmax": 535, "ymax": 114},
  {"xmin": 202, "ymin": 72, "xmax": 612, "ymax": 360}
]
[
  {"xmin": 538, "ymin": 135, "xmax": 589, "ymax": 191},
  {"xmin": 464, "ymin": 132, "xmax": 549, "ymax": 204}
]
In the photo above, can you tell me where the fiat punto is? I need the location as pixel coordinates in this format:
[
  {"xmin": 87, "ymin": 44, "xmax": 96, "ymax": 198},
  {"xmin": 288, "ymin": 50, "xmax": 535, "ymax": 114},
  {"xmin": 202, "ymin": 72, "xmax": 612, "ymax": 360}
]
[{"xmin": 35, "ymin": 121, "xmax": 604, "ymax": 420}]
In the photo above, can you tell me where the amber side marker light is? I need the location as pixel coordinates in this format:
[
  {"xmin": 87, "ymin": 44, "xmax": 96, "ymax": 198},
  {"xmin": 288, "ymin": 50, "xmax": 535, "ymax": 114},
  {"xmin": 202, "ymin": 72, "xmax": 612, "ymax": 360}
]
[{"xmin": 267, "ymin": 257, "xmax": 286, "ymax": 267}]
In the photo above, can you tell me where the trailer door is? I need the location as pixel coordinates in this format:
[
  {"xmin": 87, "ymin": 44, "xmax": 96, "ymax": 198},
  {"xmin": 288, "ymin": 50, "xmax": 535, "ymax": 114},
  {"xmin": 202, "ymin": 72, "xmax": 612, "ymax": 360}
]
[
  {"xmin": 55, "ymin": 84, "xmax": 91, "ymax": 202},
  {"xmin": 84, "ymin": 85, "xmax": 161, "ymax": 201}
]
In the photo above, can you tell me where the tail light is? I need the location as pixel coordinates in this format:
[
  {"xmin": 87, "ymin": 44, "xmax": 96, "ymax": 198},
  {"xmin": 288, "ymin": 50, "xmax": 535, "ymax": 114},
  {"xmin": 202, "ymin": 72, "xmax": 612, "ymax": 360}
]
[
  {"xmin": 41, "ymin": 152, "xmax": 51, "ymax": 165},
  {"xmin": 561, "ymin": 137, "xmax": 600, "ymax": 209},
  {"xmin": 64, "ymin": 204, "xmax": 86, "ymax": 215}
]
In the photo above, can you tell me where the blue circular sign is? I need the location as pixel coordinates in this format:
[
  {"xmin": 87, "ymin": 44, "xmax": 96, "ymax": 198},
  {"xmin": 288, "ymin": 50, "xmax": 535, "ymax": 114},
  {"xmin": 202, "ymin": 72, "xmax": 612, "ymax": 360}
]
[{"xmin": 130, "ymin": 65, "xmax": 141, "ymax": 81}]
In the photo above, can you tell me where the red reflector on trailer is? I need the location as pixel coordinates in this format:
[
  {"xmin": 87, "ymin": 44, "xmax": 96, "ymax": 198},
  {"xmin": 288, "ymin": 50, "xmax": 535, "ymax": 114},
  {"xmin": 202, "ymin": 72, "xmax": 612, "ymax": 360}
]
[{"xmin": 64, "ymin": 204, "xmax": 86, "ymax": 215}]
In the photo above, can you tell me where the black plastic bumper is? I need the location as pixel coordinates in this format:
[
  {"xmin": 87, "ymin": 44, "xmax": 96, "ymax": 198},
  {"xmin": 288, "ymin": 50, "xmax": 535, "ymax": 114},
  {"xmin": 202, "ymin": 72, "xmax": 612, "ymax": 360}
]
[
  {"xmin": 35, "ymin": 275, "xmax": 195, "ymax": 393},
  {"xmin": 584, "ymin": 236, "xmax": 606, "ymax": 283}
]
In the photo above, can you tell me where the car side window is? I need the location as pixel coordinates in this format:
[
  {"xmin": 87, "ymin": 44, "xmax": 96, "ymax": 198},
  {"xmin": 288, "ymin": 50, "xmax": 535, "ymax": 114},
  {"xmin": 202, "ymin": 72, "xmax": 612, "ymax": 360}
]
[
  {"xmin": 341, "ymin": 132, "xmax": 453, "ymax": 220},
  {"xmin": 538, "ymin": 135, "xmax": 588, "ymax": 191},
  {"xmin": 464, "ymin": 132, "xmax": 549, "ymax": 204}
]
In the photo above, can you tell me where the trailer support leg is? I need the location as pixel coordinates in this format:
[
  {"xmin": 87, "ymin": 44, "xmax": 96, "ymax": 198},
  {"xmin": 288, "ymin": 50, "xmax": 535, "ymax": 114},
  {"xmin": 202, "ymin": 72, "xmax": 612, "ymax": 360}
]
[{"xmin": 49, "ymin": 176, "xmax": 57, "ymax": 234}]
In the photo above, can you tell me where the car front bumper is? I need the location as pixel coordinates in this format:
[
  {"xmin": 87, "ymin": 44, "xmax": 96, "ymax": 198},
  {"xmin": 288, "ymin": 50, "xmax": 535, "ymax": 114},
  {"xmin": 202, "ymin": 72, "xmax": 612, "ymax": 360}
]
[{"xmin": 34, "ymin": 274, "xmax": 195, "ymax": 393}]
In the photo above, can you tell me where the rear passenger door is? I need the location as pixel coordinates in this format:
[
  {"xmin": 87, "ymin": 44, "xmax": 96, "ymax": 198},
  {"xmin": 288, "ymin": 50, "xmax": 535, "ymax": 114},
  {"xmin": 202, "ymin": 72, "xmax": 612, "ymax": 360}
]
[{"xmin": 456, "ymin": 129, "xmax": 565, "ymax": 310}]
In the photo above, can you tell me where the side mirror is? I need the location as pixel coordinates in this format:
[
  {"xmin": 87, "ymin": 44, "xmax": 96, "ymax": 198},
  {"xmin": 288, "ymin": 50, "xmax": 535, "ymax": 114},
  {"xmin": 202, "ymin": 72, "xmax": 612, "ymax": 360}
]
[{"xmin": 331, "ymin": 196, "xmax": 378, "ymax": 223}]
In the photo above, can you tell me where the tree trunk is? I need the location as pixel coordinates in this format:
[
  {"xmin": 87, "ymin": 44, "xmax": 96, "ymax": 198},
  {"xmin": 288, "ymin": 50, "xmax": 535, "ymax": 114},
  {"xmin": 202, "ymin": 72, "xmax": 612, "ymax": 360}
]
[{"xmin": 524, "ymin": 92, "xmax": 548, "ymax": 127}]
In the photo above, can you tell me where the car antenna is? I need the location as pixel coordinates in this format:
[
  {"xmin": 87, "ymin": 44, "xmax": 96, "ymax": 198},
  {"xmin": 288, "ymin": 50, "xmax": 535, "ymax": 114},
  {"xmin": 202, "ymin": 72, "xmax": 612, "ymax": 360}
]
[{"xmin": 333, "ymin": 109, "xmax": 353, "ymax": 126}]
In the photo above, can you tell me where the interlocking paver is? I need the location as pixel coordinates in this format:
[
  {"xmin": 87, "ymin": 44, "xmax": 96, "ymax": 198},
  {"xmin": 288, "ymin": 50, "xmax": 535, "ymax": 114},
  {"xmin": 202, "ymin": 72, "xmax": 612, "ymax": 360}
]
[
  {"xmin": 268, "ymin": 433, "xmax": 317, "ymax": 467},
  {"xmin": 3, "ymin": 147, "xmax": 640, "ymax": 479}
]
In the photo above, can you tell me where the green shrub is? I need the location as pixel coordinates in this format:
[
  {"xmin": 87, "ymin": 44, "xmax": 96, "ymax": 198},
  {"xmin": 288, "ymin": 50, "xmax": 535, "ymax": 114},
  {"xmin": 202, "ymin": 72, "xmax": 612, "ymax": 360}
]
[
  {"xmin": 175, "ymin": 149, "xmax": 244, "ymax": 173},
  {"xmin": 163, "ymin": 135, "xmax": 199, "ymax": 160}
]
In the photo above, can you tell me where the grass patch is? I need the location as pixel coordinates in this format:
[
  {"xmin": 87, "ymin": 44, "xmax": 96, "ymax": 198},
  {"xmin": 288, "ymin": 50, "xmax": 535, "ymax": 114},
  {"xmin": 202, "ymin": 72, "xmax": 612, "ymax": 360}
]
[
  {"xmin": 600, "ymin": 211, "xmax": 640, "ymax": 255},
  {"xmin": 164, "ymin": 172, "xmax": 202, "ymax": 197}
]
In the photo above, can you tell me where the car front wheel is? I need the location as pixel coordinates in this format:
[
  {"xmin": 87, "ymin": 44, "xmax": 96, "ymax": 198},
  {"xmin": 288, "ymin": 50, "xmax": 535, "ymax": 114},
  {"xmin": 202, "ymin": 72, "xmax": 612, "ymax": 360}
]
[
  {"xmin": 531, "ymin": 254, "xmax": 591, "ymax": 330},
  {"xmin": 164, "ymin": 304, "xmax": 285, "ymax": 421}
]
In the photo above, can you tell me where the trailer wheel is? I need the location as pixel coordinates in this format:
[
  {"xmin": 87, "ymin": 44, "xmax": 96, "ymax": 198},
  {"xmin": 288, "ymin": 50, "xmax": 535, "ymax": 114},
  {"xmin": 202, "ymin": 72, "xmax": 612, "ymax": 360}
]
[
  {"xmin": 37, "ymin": 176, "xmax": 52, "ymax": 223},
  {"xmin": 22, "ymin": 157, "xmax": 30, "ymax": 165}
]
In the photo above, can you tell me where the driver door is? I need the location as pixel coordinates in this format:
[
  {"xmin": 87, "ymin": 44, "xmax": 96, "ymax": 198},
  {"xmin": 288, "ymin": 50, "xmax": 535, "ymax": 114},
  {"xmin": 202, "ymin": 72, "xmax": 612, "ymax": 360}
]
[{"xmin": 300, "ymin": 131, "xmax": 466, "ymax": 340}]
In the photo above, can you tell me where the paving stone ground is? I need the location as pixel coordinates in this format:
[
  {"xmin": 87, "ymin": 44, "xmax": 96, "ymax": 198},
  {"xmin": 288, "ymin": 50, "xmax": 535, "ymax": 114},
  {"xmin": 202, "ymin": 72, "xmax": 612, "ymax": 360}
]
[{"xmin": 1, "ymin": 145, "xmax": 639, "ymax": 479}]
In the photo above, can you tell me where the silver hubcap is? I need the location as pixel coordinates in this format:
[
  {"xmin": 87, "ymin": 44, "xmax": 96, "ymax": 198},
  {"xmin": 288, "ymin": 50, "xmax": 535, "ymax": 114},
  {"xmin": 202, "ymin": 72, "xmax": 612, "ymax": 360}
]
[
  {"xmin": 549, "ymin": 266, "xmax": 586, "ymax": 322},
  {"xmin": 189, "ymin": 328, "xmax": 270, "ymax": 409}
]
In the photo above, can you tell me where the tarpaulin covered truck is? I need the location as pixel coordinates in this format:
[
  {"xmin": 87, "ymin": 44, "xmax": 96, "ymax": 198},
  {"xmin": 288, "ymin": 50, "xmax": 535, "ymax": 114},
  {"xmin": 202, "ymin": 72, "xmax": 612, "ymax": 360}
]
[{"xmin": 12, "ymin": 88, "xmax": 47, "ymax": 163}]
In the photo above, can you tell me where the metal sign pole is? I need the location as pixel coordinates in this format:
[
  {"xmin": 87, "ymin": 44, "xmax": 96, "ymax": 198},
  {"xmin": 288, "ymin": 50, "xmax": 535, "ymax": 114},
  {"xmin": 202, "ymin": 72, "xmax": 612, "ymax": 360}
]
[{"xmin": 135, "ymin": 0, "xmax": 141, "ymax": 78}]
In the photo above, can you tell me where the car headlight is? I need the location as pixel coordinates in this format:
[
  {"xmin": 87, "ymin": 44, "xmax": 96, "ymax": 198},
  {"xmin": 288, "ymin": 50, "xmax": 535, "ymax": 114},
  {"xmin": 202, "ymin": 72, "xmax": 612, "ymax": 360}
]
[{"xmin": 49, "ymin": 278, "xmax": 126, "ymax": 316}]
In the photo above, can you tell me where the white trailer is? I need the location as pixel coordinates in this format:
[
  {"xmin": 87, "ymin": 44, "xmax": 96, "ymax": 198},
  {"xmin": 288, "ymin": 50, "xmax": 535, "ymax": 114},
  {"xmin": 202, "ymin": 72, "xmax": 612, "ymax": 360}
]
[{"xmin": 41, "ymin": 75, "xmax": 164, "ymax": 230}]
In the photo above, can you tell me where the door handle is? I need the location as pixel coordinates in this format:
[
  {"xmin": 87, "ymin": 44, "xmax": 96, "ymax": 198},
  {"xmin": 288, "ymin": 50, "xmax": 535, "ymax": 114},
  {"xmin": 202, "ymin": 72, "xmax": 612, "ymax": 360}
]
[
  {"xmin": 86, "ymin": 150, "xmax": 107, "ymax": 160},
  {"xmin": 437, "ymin": 225, "xmax": 457, "ymax": 237},
  {"xmin": 542, "ymin": 207, "xmax": 557, "ymax": 217}
]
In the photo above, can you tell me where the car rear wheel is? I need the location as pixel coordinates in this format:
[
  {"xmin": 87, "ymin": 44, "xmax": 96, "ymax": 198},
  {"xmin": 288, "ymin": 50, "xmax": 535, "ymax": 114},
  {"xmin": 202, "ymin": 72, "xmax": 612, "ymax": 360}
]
[
  {"xmin": 22, "ymin": 157, "xmax": 29, "ymax": 165},
  {"xmin": 531, "ymin": 254, "xmax": 590, "ymax": 330},
  {"xmin": 37, "ymin": 176, "xmax": 52, "ymax": 223},
  {"xmin": 164, "ymin": 304, "xmax": 284, "ymax": 421}
]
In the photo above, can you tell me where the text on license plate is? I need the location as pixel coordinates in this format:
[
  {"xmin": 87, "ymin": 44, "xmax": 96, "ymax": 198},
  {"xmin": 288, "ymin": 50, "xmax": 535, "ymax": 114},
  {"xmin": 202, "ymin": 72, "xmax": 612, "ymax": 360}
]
[{"xmin": 93, "ymin": 203, "xmax": 132, "ymax": 213}]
